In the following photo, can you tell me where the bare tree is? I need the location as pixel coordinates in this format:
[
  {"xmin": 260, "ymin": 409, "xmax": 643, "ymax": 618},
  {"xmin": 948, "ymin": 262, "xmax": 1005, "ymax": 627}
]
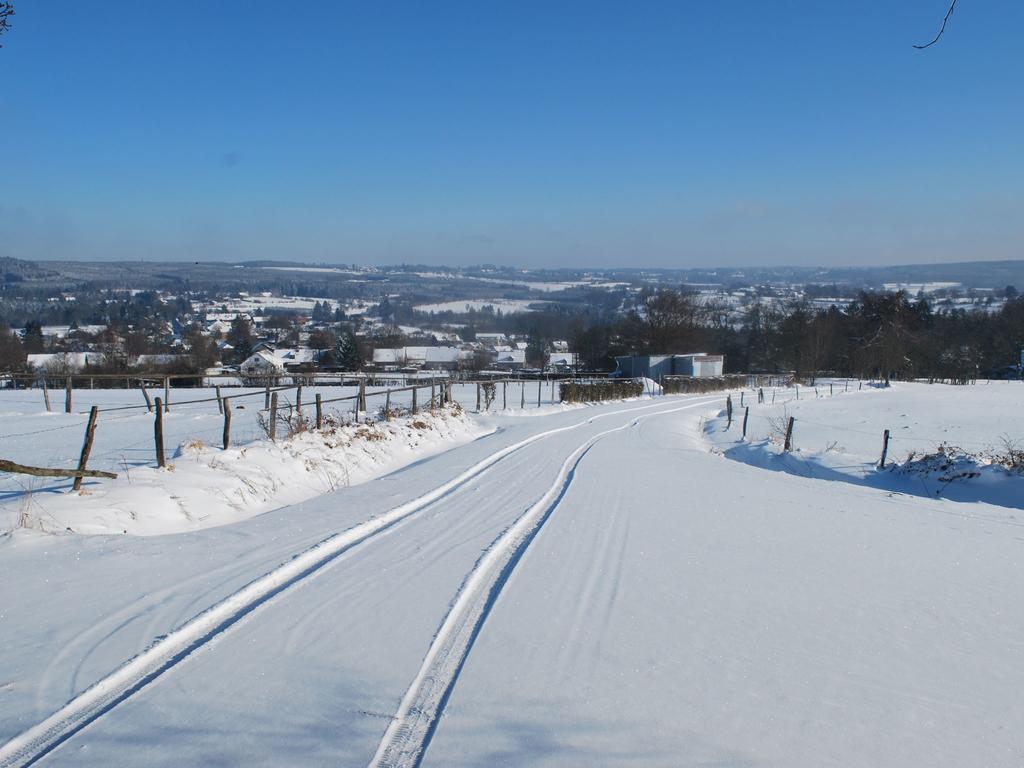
[
  {"xmin": 0, "ymin": 2, "xmax": 13, "ymax": 47},
  {"xmin": 915, "ymin": 0, "xmax": 957, "ymax": 49}
]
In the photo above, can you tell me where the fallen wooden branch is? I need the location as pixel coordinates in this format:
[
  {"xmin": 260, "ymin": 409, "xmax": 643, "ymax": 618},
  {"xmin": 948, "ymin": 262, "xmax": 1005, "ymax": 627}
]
[{"xmin": 0, "ymin": 458, "xmax": 118, "ymax": 480}]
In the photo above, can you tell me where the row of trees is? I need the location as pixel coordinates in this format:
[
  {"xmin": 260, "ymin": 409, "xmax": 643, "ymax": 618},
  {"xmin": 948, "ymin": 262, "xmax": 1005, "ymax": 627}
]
[{"xmin": 565, "ymin": 288, "xmax": 1024, "ymax": 382}]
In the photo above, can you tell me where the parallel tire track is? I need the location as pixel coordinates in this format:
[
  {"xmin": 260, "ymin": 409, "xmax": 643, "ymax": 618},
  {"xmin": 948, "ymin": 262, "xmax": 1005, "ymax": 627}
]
[
  {"xmin": 369, "ymin": 399, "xmax": 714, "ymax": 768},
  {"xmin": 0, "ymin": 395, "xmax": 721, "ymax": 768}
]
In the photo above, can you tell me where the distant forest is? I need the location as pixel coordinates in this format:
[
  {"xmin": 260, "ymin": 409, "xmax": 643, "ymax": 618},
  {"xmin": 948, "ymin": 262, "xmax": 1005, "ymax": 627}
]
[{"xmin": 561, "ymin": 288, "xmax": 1024, "ymax": 381}]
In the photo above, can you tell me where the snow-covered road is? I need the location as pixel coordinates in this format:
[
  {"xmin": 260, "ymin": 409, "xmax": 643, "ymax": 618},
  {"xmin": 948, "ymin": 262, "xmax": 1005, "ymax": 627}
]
[{"xmin": 2, "ymin": 389, "xmax": 1023, "ymax": 767}]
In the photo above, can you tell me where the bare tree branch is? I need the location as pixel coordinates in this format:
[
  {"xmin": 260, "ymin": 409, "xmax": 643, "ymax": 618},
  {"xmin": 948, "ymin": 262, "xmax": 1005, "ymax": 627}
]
[
  {"xmin": 0, "ymin": 2, "xmax": 14, "ymax": 48},
  {"xmin": 914, "ymin": 0, "xmax": 958, "ymax": 49}
]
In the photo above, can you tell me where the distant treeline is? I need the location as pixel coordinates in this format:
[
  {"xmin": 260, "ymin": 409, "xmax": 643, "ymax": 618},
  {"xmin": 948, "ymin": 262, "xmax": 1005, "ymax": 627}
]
[{"xmin": 564, "ymin": 289, "xmax": 1024, "ymax": 381}]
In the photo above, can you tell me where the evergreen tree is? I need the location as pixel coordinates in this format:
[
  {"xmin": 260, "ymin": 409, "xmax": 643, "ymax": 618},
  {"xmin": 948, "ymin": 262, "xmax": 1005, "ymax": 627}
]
[{"xmin": 336, "ymin": 330, "xmax": 361, "ymax": 371}]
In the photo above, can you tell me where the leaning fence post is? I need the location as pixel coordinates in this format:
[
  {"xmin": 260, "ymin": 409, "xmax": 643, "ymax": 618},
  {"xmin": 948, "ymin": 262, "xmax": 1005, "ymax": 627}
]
[
  {"xmin": 315, "ymin": 393, "xmax": 323, "ymax": 430},
  {"xmin": 154, "ymin": 397, "xmax": 166, "ymax": 467},
  {"xmin": 222, "ymin": 397, "xmax": 232, "ymax": 449},
  {"xmin": 216, "ymin": 385, "xmax": 223, "ymax": 415},
  {"xmin": 742, "ymin": 406, "xmax": 750, "ymax": 440},
  {"xmin": 65, "ymin": 377, "xmax": 73, "ymax": 413},
  {"xmin": 72, "ymin": 405, "xmax": 100, "ymax": 491},
  {"xmin": 879, "ymin": 428, "xmax": 891, "ymax": 468},
  {"xmin": 141, "ymin": 381, "xmax": 153, "ymax": 412},
  {"xmin": 42, "ymin": 379, "xmax": 52, "ymax": 412},
  {"xmin": 783, "ymin": 416, "xmax": 795, "ymax": 452},
  {"xmin": 269, "ymin": 392, "xmax": 278, "ymax": 441}
]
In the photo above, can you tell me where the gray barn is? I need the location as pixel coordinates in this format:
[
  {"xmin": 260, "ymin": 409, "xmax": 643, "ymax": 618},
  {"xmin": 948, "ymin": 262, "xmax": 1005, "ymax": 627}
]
[{"xmin": 613, "ymin": 353, "xmax": 724, "ymax": 379}]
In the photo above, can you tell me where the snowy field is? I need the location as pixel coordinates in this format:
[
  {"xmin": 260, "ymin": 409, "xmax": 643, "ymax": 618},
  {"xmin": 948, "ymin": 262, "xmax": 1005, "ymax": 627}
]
[
  {"xmin": 0, "ymin": 381, "xmax": 569, "ymax": 535},
  {"xmin": 705, "ymin": 379, "xmax": 1024, "ymax": 509},
  {"xmin": 413, "ymin": 299, "xmax": 545, "ymax": 314},
  {"xmin": 1, "ymin": 383, "xmax": 1023, "ymax": 766}
]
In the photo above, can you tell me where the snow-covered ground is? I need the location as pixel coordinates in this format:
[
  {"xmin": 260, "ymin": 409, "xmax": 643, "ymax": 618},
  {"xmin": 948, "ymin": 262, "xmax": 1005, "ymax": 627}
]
[
  {"xmin": 413, "ymin": 299, "xmax": 546, "ymax": 314},
  {"xmin": 2, "ymin": 384, "xmax": 1023, "ymax": 767},
  {"xmin": 705, "ymin": 380, "xmax": 1024, "ymax": 510},
  {"xmin": 0, "ymin": 381, "xmax": 570, "ymax": 535}
]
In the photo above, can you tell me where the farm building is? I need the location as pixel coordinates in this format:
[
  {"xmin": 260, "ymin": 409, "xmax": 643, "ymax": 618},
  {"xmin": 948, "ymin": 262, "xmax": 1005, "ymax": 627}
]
[
  {"xmin": 371, "ymin": 346, "xmax": 472, "ymax": 371},
  {"xmin": 613, "ymin": 353, "xmax": 724, "ymax": 379},
  {"xmin": 491, "ymin": 349, "xmax": 526, "ymax": 370}
]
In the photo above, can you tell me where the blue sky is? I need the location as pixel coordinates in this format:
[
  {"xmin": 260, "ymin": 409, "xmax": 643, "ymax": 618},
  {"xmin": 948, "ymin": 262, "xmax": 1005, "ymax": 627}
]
[{"xmin": 1, "ymin": 1, "xmax": 1022, "ymax": 268}]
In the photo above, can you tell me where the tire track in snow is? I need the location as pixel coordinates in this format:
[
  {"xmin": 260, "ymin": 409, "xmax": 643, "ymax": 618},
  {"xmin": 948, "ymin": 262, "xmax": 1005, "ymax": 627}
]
[
  {"xmin": 368, "ymin": 399, "xmax": 715, "ymax": 768},
  {"xmin": 0, "ymin": 395, "xmax": 720, "ymax": 768}
]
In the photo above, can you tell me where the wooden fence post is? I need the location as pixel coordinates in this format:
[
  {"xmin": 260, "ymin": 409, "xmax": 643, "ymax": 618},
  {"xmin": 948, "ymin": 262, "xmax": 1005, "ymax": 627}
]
[
  {"xmin": 216, "ymin": 385, "xmax": 223, "ymax": 414},
  {"xmin": 295, "ymin": 385, "xmax": 303, "ymax": 419},
  {"xmin": 42, "ymin": 379, "xmax": 51, "ymax": 412},
  {"xmin": 503, "ymin": 381, "xmax": 507, "ymax": 409},
  {"xmin": 521, "ymin": 381, "xmax": 526, "ymax": 409},
  {"xmin": 431, "ymin": 381, "xmax": 436, "ymax": 412},
  {"xmin": 879, "ymin": 428, "xmax": 891, "ymax": 468},
  {"xmin": 412, "ymin": 385, "xmax": 418, "ymax": 415},
  {"xmin": 163, "ymin": 377, "xmax": 170, "ymax": 412},
  {"xmin": 740, "ymin": 391, "xmax": 744, "ymax": 408},
  {"xmin": 726, "ymin": 395, "xmax": 733, "ymax": 428},
  {"xmin": 315, "ymin": 393, "xmax": 323, "ymax": 430},
  {"xmin": 265, "ymin": 384, "xmax": 271, "ymax": 410},
  {"xmin": 537, "ymin": 380, "xmax": 541, "ymax": 407},
  {"xmin": 72, "ymin": 405, "xmax": 100, "ymax": 491},
  {"xmin": 358, "ymin": 379, "xmax": 366, "ymax": 412},
  {"xmin": 65, "ymin": 377, "xmax": 72, "ymax": 414},
  {"xmin": 476, "ymin": 382, "xmax": 481, "ymax": 412},
  {"xmin": 222, "ymin": 397, "xmax": 232, "ymax": 449},
  {"xmin": 269, "ymin": 392, "xmax": 278, "ymax": 441},
  {"xmin": 385, "ymin": 390, "xmax": 391, "ymax": 420},
  {"xmin": 141, "ymin": 381, "xmax": 153, "ymax": 412},
  {"xmin": 830, "ymin": 383, "xmax": 833, "ymax": 396},
  {"xmin": 154, "ymin": 397, "xmax": 166, "ymax": 467},
  {"xmin": 742, "ymin": 406, "xmax": 749, "ymax": 440},
  {"xmin": 783, "ymin": 416, "xmax": 795, "ymax": 452}
]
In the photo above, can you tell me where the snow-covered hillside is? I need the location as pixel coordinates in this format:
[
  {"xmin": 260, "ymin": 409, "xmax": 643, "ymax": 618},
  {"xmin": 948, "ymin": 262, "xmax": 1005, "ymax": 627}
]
[{"xmin": 1, "ymin": 384, "xmax": 1022, "ymax": 767}]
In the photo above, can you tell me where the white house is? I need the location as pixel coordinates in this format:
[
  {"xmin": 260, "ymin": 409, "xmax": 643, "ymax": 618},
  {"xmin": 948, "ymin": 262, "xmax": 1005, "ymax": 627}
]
[
  {"xmin": 239, "ymin": 350, "xmax": 285, "ymax": 379},
  {"xmin": 371, "ymin": 346, "xmax": 469, "ymax": 371},
  {"xmin": 492, "ymin": 349, "xmax": 526, "ymax": 370},
  {"xmin": 547, "ymin": 352, "xmax": 577, "ymax": 371}
]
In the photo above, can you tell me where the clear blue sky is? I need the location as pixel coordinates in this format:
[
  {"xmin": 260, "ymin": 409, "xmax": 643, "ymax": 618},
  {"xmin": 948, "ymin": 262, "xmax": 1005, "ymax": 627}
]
[{"xmin": 1, "ymin": 1, "xmax": 1022, "ymax": 268}]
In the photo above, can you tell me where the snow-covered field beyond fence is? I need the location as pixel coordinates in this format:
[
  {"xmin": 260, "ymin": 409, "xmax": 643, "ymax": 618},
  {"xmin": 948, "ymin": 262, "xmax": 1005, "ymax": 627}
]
[
  {"xmin": 2, "ymin": 382, "xmax": 1023, "ymax": 767},
  {"xmin": 705, "ymin": 380, "xmax": 1024, "ymax": 510},
  {"xmin": 0, "ymin": 381, "xmax": 571, "ymax": 534}
]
